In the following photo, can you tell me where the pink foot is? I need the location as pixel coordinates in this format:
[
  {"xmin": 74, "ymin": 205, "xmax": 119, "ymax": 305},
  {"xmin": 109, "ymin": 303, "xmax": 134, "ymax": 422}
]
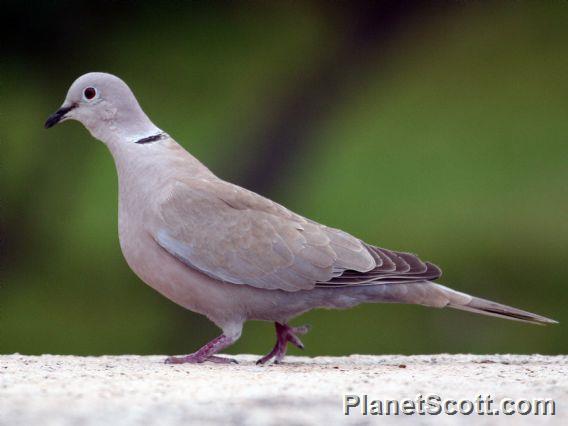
[
  {"xmin": 165, "ymin": 354, "xmax": 237, "ymax": 364},
  {"xmin": 256, "ymin": 322, "xmax": 311, "ymax": 365},
  {"xmin": 165, "ymin": 333, "xmax": 238, "ymax": 364}
]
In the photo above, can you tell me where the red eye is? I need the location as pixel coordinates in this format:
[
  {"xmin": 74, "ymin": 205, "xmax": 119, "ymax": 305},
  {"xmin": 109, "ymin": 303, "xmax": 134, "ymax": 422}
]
[{"xmin": 83, "ymin": 87, "xmax": 97, "ymax": 100}]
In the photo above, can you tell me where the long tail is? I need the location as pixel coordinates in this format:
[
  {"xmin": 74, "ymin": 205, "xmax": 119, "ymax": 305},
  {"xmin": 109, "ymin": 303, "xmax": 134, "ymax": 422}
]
[
  {"xmin": 356, "ymin": 281, "xmax": 558, "ymax": 325},
  {"xmin": 431, "ymin": 283, "xmax": 557, "ymax": 325}
]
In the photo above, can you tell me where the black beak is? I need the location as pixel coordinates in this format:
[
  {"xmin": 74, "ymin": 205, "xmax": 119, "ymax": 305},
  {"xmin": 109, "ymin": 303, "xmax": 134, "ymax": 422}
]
[{"xmin": 44, "ymin": 104, "xmax": 76, "ymax": 129}]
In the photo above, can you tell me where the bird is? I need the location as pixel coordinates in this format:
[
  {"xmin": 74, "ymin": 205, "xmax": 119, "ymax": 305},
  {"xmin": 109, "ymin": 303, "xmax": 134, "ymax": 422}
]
[{"xmin": 45, "ymin": 72, "xmax": 557, "ymax": 364}]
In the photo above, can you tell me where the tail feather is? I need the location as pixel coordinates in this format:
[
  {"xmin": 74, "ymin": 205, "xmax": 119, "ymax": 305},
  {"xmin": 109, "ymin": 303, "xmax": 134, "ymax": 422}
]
[{"xmin": 436, "ymin": 284, "xmax": 558, "ymax": 325}]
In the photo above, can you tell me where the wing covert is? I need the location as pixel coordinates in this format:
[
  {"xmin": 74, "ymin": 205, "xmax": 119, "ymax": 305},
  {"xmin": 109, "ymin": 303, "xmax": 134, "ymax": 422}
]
[{"xmin": 152, "ymin": 179, "xmax": 376, "ymax": 291}]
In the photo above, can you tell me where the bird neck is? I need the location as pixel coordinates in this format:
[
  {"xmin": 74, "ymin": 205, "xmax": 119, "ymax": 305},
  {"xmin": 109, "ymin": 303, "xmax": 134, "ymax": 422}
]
[
  {"xmin": 105, "ymin": 132, "xmax": 215, "ymax": 185},
  {"xmin": 78, "ymin": 93, "xmax": 158, "ymax": 146}
]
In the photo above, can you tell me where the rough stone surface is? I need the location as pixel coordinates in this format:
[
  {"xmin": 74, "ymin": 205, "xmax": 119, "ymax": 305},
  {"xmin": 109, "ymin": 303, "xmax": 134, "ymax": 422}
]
[{"xmin": 1, "ymin": 354, "xmax": 566, "ymax": 425}]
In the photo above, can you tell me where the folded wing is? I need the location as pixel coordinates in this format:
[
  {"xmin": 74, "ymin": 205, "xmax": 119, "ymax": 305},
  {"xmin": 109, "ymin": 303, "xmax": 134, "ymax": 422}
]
[
  {"xmin": 153, "ymin": 178, "xmax": 375, "ymax": 291},
  {"xmin": 152, "ymin": 178, "xmax": 441, "ymax": 292}
]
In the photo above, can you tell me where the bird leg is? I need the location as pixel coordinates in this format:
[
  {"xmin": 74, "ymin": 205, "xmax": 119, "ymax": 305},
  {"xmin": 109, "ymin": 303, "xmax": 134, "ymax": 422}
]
[
  {"xmin": 256, "ymin": 322, "xmax": 311, "ymax": 365},
  {"xmin": 165, "ymin": 334, "xmax": 238, "ymax": 364}
]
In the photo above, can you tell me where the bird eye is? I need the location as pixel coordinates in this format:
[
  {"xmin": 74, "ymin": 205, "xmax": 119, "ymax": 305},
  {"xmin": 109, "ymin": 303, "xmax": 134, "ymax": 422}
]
[{"xmin": 83, "ymin": 87, "xmax": 97, "ymax": 101}]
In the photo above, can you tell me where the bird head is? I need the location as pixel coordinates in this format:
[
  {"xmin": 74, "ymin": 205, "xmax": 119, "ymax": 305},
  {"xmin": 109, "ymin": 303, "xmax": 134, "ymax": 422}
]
[{"xmin": 45, "ymin": 72, "xmax": 160, "ymax": 144}]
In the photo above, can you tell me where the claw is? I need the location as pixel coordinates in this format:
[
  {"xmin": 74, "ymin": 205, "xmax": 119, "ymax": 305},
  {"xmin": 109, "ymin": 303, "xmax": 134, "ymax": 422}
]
[
  {"xmin": 207, "ymin": 355, "xmax": 238, "ymax": 364},
  {"xmin": 256, "ymin": 346, "xmax": 278, "ymax": 365},
  {"xmin": 165, "ymin": 356, "xmax": 187, "ymax": 364},
  {"xmin": 256, "ymin": 322, "xmax": 312, "ymax": 364},
  {"xmin": 165, "ymin": 354, "xmax": 237, "ymax": 364},
  {"xmin": 287, "ymin": 333, "xmax": 305, "ymax": 349},
  {"xmin": 164, "ymin": 333, "xmax": 239, "ymax": 364}
]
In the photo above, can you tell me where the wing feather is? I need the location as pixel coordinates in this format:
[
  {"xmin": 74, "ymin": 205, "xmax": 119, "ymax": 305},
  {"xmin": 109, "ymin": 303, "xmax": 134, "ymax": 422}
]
[
  {"xmin": 152, "ymin": 178, "xmax": 376, "ymax": 291},
  {"xmin": 152, "ymin": 178, "xmax": 441, "ymax": 291}
]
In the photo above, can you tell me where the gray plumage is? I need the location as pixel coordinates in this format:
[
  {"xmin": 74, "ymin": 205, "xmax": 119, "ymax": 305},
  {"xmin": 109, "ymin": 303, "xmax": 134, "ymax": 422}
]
[{"xmin": 45, "ymin": 72, "xmax": 557, "ymax": 364}]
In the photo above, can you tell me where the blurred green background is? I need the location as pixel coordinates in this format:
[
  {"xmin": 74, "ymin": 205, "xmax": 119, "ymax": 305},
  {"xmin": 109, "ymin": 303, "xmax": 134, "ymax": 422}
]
[{"xmin": 2, "ymin": 1, "xmax": 567, "ymax": 357}]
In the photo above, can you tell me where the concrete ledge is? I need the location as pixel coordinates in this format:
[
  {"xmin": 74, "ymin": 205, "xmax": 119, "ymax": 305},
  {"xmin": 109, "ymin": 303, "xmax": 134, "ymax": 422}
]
[{"xmin": 1, "ymin": 354, "xmax": 566, "ymax": 425}]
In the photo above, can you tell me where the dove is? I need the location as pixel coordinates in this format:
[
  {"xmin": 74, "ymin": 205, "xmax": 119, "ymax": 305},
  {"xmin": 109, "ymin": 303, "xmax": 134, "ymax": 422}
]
[{"xmin": 45, "ymin": 72, "xmax": 557, "ymax": 364}]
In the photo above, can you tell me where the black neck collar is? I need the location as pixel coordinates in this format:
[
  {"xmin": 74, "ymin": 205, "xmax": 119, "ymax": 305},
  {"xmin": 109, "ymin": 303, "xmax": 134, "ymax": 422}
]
[{"xmin": 135, "ymin": 132, "xmax": 167, "ymax": 144}]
